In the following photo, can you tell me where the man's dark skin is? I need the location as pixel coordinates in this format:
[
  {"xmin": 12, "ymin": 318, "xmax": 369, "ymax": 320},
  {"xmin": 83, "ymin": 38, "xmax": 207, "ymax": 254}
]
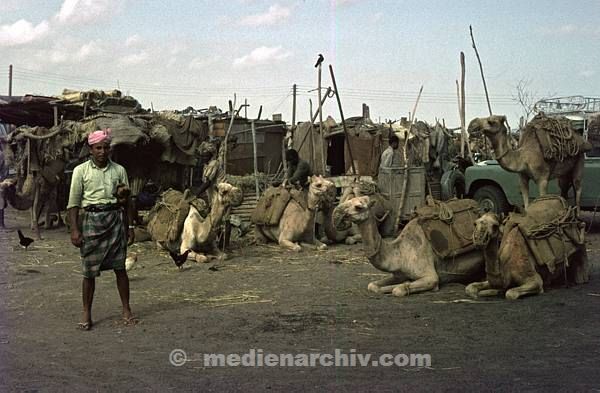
[{"xmin": 69, "ymin": 142, "xmax": 136, "ymax": 328}]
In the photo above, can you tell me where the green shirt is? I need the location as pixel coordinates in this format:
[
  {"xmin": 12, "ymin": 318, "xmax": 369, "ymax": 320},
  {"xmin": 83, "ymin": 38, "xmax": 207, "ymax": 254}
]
[{"xmin": 67, "ymin": 159, "xmax": 129, "ymax": 209}]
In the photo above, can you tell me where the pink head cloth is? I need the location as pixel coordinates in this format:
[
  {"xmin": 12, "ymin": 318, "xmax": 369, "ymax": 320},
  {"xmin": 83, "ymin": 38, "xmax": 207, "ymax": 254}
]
[{"xmin": 87, "ymin": 128, "xmax": 112, "ymax": 145}]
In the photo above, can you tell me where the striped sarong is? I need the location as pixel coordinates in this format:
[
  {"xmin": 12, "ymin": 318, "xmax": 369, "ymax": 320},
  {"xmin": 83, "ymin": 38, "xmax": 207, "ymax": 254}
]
[{"xmin": 80, "ymin": 209, "xmax": 126, "ymax": 278}]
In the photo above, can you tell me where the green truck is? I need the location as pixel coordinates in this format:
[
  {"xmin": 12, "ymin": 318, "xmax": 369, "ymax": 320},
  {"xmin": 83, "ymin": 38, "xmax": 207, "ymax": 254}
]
[{"xmin": 465, "ymin": 98, "xmax": 600, "ymax": 214}]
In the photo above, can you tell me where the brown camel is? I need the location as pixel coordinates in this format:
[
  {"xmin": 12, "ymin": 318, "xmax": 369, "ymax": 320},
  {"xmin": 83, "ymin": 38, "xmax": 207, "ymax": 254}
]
[
  {"xmin": 333, "ymin": 196, "xmax": 484, "ymax": 297},
  {"xmin": 466, "ymin": 212, "xmax": 589, "ymax": 300},
  {"xmin": 468, "ymin": 114, "xmax": 592, "ymax": 211},
  {"xmin": 254, "ymin": 175, "xmax": 332, "ymax": 251},
  {"xmin": 319, "ymin": 180, "xmax": 393, "ymax": 245}
]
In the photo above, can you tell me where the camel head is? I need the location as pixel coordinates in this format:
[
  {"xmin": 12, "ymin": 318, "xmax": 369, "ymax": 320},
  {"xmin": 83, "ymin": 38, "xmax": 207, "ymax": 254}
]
[
  {"xmin": 472, "ymin": 212, "xmax": 501, "ymax": 247},
  {"xmin": 467, "ymin": 115, "xmax": 508, "ymax": 140},
  {"xmin": 214, "ymin": 182, "xmax": 243, "ymax": 207},
  {"xmin": 333, "ymin": 196, "xmax": 375, "ymax": 230},
  {"xmin": 308, "ymin": 175, "xmax": 335, "ymax": 208}
]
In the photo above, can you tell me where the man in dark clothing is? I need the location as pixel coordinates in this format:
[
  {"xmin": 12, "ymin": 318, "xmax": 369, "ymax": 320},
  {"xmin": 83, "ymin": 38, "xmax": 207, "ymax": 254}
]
[{"xmin": 284, "ymin": 149, "xmax": 312, "ymax": 189}]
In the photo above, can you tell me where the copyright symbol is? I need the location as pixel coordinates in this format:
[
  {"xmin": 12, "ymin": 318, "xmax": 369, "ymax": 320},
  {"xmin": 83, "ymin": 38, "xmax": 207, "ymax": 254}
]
[{"xmin": 169, "ymin": 349, "xmax": 187, "ymax": 367}]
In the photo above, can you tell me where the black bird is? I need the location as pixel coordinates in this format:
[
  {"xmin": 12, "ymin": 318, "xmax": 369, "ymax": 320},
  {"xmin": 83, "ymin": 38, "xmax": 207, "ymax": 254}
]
[
  {"xmin": 314, "ymin": 53, "xmax": 324, "ymax": 68},
  {"xmin": 169, "ymin": 249, "xmax": 191, "ymax": 269},
  {"xmin": 17, "ymin": 230, "xmax": 34, "ymax": 250}
]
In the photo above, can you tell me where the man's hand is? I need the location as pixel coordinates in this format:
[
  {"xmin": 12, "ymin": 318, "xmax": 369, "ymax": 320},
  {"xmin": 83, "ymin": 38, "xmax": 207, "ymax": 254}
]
[
  {"xmin": 127, "ymin": 228, "xmax": 135, "ymax": 246},
  {"xmin": 71, "ymin": 229, "xmax": 83, "ymax": 248}
]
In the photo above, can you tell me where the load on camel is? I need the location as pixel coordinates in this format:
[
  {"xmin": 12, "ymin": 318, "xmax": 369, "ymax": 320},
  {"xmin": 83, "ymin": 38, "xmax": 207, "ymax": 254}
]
[
  {"xmin": 251, "ymin": 175, "xmax": 333, "ymax": 251},
  {"xmin": 146, "ymin": 182, "xmax": 243, "ymax": 265},
  {"xmin": 333, "ymin": 195, "xmax": 485, "ymax": 297},
  {"xmin": 318, "ymin": 179, "xmax": 393, "ymax": 245},
  {"xmin": 467, "ymin": 195, "xmax": 589, "ymax": 300},
  {"xmin": 468, "ymin": 113, "xmax": 592, "ymax": 212}
]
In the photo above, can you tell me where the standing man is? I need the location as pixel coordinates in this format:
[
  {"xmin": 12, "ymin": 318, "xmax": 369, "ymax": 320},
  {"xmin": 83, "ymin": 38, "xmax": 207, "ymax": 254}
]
[
  {"xmin": 379, "ymin": 133, "xmax": 403, "ymax": 170},
  {"xmin": 68, "ymin": 128, "xmax": 136, "ymax": 331},
  {"xmin": 284, "ymin": 149, "xmax": 312, "ymax": 189}
]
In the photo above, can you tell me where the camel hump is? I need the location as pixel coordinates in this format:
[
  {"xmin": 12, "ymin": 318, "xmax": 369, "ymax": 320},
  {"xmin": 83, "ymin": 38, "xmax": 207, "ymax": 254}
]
[
  {"xmin": 510, "ymin": 195, "xmax": 583, "ymax": 273},
  {"xmin": 527, "ymin": 114, "xmax": 589, "ymax": 160},
  {"xmin": 251, "ymin": 186, "xmax": 292, "ymax": 226}
]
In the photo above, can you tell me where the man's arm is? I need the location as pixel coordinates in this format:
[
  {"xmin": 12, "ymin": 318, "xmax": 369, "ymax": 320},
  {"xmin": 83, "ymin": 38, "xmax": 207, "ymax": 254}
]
[
  {"xmin": 288, "ymin": 161, "xmax": 310, "ymax": 185},
  {"xmin": 67, "ymin": 167, "xmax": 83, "ymax": 247}
]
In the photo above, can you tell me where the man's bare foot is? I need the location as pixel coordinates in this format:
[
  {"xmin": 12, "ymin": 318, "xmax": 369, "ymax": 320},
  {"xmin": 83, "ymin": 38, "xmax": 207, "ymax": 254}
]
[{"xmin": 122, "ymin": 308, "xmax": 138, "ymax": 325}]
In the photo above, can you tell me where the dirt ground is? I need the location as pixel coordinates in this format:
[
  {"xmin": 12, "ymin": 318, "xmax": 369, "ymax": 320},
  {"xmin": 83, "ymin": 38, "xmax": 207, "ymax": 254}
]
[{"xmin": 1, "ymin": 208, "xmax": 599, "ymax": 392}]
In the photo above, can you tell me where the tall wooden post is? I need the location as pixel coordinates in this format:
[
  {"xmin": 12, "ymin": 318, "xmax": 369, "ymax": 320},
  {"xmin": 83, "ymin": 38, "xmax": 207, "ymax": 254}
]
[
  {"xmin": 309, "ymin": 99, "xmax": 315, "ymax": 168},
  {"xmin": 8, "ymin": 64, "xmax": 13, "ymax": 96},
  {"xmin": 317, "ymin": 63, "xmax": 325, "ymax": 174},
  {"xmin": 470, "ymin": 25, "xmax": 492, "ymax": 116},
  {"xmin": 460, "ymin": 52, "xmax": 466, "ymax": 158},
  {"xmin": 251, "ymin": 120, "xmax": 260, "ymax": 199},
  {"xmin": 329, "ymin": 65, "xmax": 357, "ymax": 175}
]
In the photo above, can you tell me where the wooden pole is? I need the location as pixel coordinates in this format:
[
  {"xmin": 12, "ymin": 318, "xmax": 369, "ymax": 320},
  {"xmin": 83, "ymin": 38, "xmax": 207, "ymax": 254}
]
[
  {"xmin": 329, "ymin": 65, "xmax": 357, "ymax": 175},
  {"xmin": 297, "ymin": 87, "xmax": 332, "ymax": 151},
  {"xmin": 394, "ymin": 86, "xmax": 423, "ymax": 230},
  {"xmin": 244, "ymin": 98, "xmax": 248, "ymax": 118},
  {"xmin": 317, "ymin": 63, "xmax": 325, "ymax": 174},
  {"xmin": 309, "ymin": 99, "xmax": 315, "ymax": 170},
  {"xmin": 8, "ymin": 64, "xmax": 13, "ymax": 97},
  {"xmin": 251, "ymin": 120, "xmax": 260, "ymax": 199},
  {"xmin": 460, "ymin": 52, "xmax": 466, "ymax": 158},
  {"xmin": 222, "ymin": 94, "xmax": 237, "ymax": 177},
  {"xmin": 469, "ymin": 25, "xmax": 492, "ymax": 116},
  {"xmin": 291, "ymin": 84, "xmax": 297, "ymax": 138}
]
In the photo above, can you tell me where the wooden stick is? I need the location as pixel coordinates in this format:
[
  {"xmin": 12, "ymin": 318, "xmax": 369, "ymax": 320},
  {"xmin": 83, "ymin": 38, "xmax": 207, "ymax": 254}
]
[
  {"xmin": 469, "ymin": 25, "xmax": 492, "ymax": 116},
  {"xmin": 395, "ymin": 86, "xmax": 423, "ymax": 230},
  {"xmin": 309, "ymin": 99, "xmax": 316, "ymax": 171},
  {"xmin": 460, "ymin": 52, "xmax": 466, "ymax": 158},
  {"xmin": 329, "ymin": 65, "xmax": 357, "ymax": 175},
  {"xmin": 317, "ymin": 64, "xmax": 326, "ymax": 174},
  {"xmin": 251, "ymin": 120, "xmax": 260, "ymax": 199},
  {"xmin": 297, "ymin": 87, "xmax": 332, "ymax": 151}
]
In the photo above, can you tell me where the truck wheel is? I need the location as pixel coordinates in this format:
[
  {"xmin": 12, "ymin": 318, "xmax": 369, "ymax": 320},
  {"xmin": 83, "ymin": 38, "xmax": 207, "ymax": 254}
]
[
  {"xmin": 473, "ymin": 185, "xmax": 510, "ymax": 214},
  {"xmin": 441, "ymin": 169, "xmax": 465, "ymax": 200}
]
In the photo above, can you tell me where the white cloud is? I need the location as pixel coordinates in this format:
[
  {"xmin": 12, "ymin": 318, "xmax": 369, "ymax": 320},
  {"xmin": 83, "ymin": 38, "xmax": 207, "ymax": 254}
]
[
  {"xmin": 233, "ymin": 46, "xmax": 291, "ymax": 68},
  {"xmin": 55, "ymin": 0, "xmax": 117, "ymax": 25},
  {"xmin": 0, "ymin": 19, "xmax": 50, "ymax": 46},
  {"xmin": 125, "ymin": 34, "xmax": 141, "ymax": 47},
  {"xmin": 188, "ymin": 55, "xmax": 221, "ymax": 70},
  {"xmin": 120, "ymin": 51, "xmax": 149, "ymax": 65},
  {"xmin": 369, "ymin": 12, "xmax": 383, "ymax": 24},
  {"xmin": 239, "ymin": 4, "xmax": 291, "ymax": 27},
  {"xmin": 580, "ymin": 70, "xmax": 596, "ymax": 78},
  {"xmin": 335, "ymin": 0, "xmax": 362, "ymax": 7},
  {"xmin": 77, "ymin": 40, "xmax": 103, "ymax": 60}
]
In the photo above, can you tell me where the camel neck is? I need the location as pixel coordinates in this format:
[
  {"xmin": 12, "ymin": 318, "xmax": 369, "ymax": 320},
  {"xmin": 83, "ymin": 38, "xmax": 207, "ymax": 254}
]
[
  {"xmin": 488, "ymin": 133, "xmax": 524, "ymax": 172},
  {"xmin": 483, "ymin": 237, "xmax": 501, "ymax": 279},
  {"xmin": 208, "ymin": 198, "xmax": 227, "ymax": 229},
  {"xmin": 307, "ymin": 189, "xmax": 320, "ymax": 211},
  {"xmin": 321, "ymin": 205, "xmax": 338, "ymax": 241},
  {"xmin": 356, "ymin": 213, "xmax": 385, "ymax": 268}
]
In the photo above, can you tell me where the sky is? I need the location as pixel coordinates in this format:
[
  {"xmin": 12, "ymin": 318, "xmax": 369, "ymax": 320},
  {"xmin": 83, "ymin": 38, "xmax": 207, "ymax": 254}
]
[{"xmin": 1, "ymin": 0, "xmax": 599, "ymax": 128}]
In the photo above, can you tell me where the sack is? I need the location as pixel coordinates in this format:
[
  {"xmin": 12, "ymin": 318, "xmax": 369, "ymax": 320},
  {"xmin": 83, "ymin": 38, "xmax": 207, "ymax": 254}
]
[
  {"xmin": 251, "ymin": 186, "xmax": 291, "ymax": 226},
  {"xmin": 415, "ymin": 198, "xmax": 480, "ymax": 259},
  {"xmin": 146, "ymin": 189, "xmax": 208, "ymax": 248},
  {"xmin": 508, "ymin": 195, "xmax": 583, "ymax": 273}
]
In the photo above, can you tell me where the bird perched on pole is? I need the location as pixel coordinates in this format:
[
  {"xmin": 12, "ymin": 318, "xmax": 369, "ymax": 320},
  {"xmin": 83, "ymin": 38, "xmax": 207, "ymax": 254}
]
[{"xmin": 314, "ymin": 54, "xmax": 324, "ymax": 68}]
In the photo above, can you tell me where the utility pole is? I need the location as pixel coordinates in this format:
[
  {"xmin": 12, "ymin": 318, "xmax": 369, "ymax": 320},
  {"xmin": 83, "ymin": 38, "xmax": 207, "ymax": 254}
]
[
  {"xmin": 8, "ymin": 64, "xmax": 13, "ymax": 96},
  {"xmin": 291, "ymin": 84, "xmax": 297, "ymax": 135},
  {"xmin": 317, "ymin": 63, "xmax": 324, "ymax": 174}
]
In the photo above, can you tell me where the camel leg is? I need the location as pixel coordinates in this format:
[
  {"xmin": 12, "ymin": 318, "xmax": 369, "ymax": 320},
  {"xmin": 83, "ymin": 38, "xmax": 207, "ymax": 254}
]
[
  {"xmin": 572, "ymin": 158, "xmax": 585, "ymax": 215},
  {"xmin": 299, "ymin": 239, "xmax": 327, "ymax": 251},
  {"xmin": 505, "ymin": 275, "xmax": 544, "ymax": 300},
  {"xmin": 537, "ymin": 177, "xmax": 549, "ymax": 196},
  {"xmin": 368, "ymin": 274, "xmax": 408, "ymax": 294},
  {"xmin": 519, "ymin": 174, "xmax": 530, "ymax": 210},
  {"xmin": 278, "ymin": 232, "xmax": 302, "ymax": 252},
  {"xmin": 188, "ymin": 251, "xmax": 208, "ymax": 263},
  {"xmin": 466, "ymin": 281, "xmax": 493, "ymax": 298},
  {"xmin": 391, "ymin": 274, "xmax": 439, "ymax": 297}
]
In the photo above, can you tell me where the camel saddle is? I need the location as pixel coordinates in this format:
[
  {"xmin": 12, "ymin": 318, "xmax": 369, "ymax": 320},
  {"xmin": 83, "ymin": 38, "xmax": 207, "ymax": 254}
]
[
  {"xmin": 251, "ymin": 186, "xmax": 307, "ymax": 226},
  {"xmin": 527, "ymin": 114, "xmax": 592, "ymax": 161},
  {"xmin": 414, "ymin": 198, "xmax": 480, "ymax": 259},
  {"xmin": 504, "ymin": 195, "xmax": 584, "ymax": 273},
  {"xmin": 146, "ymin": 188, "xmax": 208, "ymax": 247}
]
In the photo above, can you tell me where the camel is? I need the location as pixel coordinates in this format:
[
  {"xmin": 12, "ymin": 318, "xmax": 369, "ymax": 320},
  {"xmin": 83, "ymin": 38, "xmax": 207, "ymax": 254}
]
[
  {"xmin": 179, "ymin": 182, "xmax": 242, "ymax": 263},
  {"xmin": 467, "ymin": 114, "xmax": 592, "ymax": 212},
  {"xmin": 333, "ymin": 196, "xmax": 484, "ymax": 297},
  {"xmin": 254, "ymin": 175, "xmax": 333, "ymax": 251},
  {"xmin": 466, "ymin": 212, "xmax": 589, "ymax": 300},
  {"xmin": 319, "ymin": 180, "xmax": 393, "ymax": 245}
]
